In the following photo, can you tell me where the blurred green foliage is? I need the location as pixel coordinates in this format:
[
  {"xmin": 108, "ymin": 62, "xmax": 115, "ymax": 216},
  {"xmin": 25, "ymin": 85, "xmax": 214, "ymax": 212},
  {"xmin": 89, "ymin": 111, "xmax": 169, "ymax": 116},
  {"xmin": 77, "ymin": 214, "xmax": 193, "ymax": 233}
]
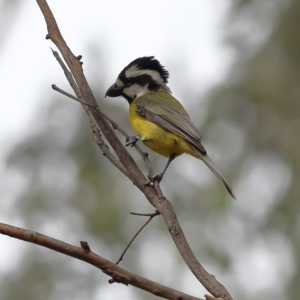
[{"xmin": 1, "ymin": 1, "xmax": 300, "ymax": 300}]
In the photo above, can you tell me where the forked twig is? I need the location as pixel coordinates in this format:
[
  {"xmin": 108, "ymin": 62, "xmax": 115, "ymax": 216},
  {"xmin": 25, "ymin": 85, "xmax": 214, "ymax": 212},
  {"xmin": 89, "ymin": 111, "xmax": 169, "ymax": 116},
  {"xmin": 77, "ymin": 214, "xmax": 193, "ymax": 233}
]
[
  {"xmin": 51, "ymin": 55, "xmax": 131, "ymax": 178},
  {"xmin": 116, "ymin": 211, "xmax": 160, "ymax": 265}
]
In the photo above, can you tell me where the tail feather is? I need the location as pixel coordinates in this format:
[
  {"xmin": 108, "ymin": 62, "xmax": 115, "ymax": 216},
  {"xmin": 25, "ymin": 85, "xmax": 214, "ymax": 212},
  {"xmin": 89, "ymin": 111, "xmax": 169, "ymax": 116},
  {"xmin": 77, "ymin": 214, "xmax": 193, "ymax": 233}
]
[{"xmin": 200, "ymin": 153, "xmax": 236, "ymax": 199}]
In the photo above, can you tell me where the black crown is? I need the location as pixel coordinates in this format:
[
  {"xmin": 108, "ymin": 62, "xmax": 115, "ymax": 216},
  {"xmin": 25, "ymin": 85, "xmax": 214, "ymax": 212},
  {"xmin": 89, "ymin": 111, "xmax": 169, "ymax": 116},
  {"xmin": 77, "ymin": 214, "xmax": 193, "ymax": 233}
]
[{"xmin": 124, "ymin": 56, "xmax": 169, "ymax": 83}]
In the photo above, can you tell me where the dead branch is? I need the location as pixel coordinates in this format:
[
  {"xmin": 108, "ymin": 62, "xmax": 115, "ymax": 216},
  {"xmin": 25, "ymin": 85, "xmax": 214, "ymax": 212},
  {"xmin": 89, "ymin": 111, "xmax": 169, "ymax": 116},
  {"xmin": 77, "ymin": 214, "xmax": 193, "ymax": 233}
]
[
  {"xmin": 32, "ymin": 1, "xmax": 233, "ymax": 299},
  {"xmin": 0, "ymin": 222, "xmax": 203, "ymax": 300}
]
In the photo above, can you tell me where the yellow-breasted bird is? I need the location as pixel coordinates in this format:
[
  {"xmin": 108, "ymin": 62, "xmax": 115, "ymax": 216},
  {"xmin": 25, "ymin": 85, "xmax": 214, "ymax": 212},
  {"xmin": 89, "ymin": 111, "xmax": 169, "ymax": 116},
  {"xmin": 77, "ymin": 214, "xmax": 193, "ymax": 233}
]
[{"xmin": 106, "ymin": 56, "xmax": 235, "ymax": 198}]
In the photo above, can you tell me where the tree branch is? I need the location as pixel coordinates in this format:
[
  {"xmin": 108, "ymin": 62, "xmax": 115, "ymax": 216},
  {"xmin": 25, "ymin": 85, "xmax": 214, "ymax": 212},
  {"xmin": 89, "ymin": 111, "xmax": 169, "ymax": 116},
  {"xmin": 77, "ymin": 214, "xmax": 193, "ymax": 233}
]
[
  {"xmin": 34, "ymin": 1, "xmax": 233, "ymax": 299},
  {"xmin": 0, "ymin": 222, "xmax": 203, "ymax": 300}
]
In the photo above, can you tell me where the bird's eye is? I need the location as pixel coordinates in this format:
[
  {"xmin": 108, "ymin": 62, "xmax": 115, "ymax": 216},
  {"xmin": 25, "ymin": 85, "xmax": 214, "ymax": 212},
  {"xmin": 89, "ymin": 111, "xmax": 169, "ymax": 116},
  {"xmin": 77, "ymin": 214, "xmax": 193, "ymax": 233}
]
[{"xmin": 124, "ymin": 78, "xmax": 132, "ymax": 87}]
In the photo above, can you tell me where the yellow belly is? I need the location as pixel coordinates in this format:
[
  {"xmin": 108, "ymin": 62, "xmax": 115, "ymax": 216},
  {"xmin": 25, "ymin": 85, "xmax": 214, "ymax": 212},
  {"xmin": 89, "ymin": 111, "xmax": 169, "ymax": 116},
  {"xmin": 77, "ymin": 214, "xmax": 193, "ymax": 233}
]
[{"xmin": 129, "ymin": 103, "xmax": 196, "ymax": 158}]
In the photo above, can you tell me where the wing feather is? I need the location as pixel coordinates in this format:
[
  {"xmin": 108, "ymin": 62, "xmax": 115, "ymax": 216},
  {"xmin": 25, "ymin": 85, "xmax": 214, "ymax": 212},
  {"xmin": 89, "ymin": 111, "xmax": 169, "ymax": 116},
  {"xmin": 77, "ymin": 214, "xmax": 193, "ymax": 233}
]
[{"xmin": 135, "ymin": 94, "xmax": 206, "ymax": 154}]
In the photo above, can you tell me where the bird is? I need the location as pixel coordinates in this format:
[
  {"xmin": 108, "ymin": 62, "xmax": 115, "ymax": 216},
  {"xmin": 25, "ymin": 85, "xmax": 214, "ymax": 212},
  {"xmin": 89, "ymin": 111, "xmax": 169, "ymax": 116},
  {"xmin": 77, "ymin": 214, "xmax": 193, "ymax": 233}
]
[{"xmin": 105, "ymin": 56, "xmax": 235, "ymax": 199}]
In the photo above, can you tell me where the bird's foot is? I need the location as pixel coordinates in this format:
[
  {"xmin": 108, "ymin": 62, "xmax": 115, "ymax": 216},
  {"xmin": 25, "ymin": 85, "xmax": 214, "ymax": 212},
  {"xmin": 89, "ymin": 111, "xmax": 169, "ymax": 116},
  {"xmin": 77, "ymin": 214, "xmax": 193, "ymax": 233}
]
[
  {"xmin": 145, "ymin": 173, "xmax": 163, "ymax": 186},
  {"xmin": 125, "ymin": 135, "xmax": 139, "ymax": 147}
]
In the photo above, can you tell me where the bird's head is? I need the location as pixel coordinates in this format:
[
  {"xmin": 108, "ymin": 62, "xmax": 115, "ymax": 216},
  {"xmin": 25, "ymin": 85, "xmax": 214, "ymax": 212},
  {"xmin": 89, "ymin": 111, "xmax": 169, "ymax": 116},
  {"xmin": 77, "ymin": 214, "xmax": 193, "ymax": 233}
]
[{"xmin": 105, "ymin": 56, "xmax": 170, "ymax": 103}]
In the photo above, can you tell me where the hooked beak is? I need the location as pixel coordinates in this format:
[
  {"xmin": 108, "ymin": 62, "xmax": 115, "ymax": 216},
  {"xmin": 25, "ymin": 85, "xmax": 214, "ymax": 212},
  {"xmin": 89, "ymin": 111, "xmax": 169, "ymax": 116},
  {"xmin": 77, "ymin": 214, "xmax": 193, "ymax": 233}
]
[{"xmin": 105, "ymin": 84, "xmax": 123, "ymax": 97}]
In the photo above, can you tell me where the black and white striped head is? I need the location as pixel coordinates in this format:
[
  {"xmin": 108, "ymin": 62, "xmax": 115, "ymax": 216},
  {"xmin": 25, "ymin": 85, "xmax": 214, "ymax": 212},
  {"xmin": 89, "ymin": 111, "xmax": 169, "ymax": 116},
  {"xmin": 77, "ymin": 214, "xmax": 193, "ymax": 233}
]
[{"xmin": 105, "ymin": 56, "xmax": 170, "ymax": 103}]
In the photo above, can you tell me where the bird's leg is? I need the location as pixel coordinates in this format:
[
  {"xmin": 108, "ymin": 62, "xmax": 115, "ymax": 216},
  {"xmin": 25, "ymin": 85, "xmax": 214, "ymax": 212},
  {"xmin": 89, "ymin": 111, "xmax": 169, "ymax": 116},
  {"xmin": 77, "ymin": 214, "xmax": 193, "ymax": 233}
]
[
  {"xmin": 153, "ymin": 154, "xmax": 175, "ymax": 181},
  {"xmin": 146, "ymin": 154, "xmax": 176, "ymax": 185},
  {"xmin": 125, "ymin": 135, "xmax": 139, "ymax": 147}
]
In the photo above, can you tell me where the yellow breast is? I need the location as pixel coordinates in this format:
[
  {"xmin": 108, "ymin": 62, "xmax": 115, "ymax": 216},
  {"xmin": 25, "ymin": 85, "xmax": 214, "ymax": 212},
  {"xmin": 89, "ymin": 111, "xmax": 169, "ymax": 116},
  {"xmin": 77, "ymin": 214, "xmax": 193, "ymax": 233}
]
[{"xmin": 129, "ymin": 100, "xmax": 195, "ymax": 158}]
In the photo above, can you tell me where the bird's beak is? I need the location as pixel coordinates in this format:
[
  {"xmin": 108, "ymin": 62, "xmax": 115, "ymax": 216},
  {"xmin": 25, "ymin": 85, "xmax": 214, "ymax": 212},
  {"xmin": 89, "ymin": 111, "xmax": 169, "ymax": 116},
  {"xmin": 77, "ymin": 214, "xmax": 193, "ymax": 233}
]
[{"xmin": 105, "ymin": 84, "xmax": 123, "ymax": 97}]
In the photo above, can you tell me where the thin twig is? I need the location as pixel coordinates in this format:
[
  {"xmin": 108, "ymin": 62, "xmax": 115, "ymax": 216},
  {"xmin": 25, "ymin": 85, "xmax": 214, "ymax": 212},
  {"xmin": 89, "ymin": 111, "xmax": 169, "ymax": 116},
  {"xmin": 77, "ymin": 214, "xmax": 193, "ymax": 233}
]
[
  {"xmin": 130, "ymin": 211, "xmax": 160, "ymax": 217},
  {"xmin": 116, "ymin": 211, "xmax": 160, "ymax": 265},
  {"xmin": 51, "ymin": 49, "xmax": 82, "ymax": 104},
  {"xmin": 51, "ymin": 48, "xmax": 97, "ymax": 135},
  {"xmin": 52, "ymin": 84, "xmax": 94, "ymax": 109}
]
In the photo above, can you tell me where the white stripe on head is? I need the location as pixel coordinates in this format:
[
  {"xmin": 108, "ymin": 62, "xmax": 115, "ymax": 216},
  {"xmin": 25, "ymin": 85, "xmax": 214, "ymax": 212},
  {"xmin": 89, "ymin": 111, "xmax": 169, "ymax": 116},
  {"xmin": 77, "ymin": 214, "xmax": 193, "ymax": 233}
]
[{"xmin": 125, "ymin": 65, "xmax": 165, "ymax": 85}]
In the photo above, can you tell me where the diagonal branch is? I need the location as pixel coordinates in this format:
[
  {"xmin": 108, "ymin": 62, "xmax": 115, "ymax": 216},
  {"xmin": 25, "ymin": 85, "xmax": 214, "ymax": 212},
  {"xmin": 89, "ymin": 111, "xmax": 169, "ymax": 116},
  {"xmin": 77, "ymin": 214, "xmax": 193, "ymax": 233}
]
[
  {"xmin": 35, "ymin": 1, "xmax": 233, "ymax": 299},
  {"xmin": 38, "ymin": 0, "xmax": 146, "ymax": 188},
  {"xmin": 51, "ymin": 83, "xmax": 154, "ymax": 181}
]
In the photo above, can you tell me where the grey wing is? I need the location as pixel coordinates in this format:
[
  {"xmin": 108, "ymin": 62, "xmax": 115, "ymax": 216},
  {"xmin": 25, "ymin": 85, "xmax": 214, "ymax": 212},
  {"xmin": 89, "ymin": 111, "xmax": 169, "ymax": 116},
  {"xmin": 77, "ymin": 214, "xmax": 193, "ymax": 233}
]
[{"xmin": 136, "ymin": 103, "xmax": 206, "ymax": 154}]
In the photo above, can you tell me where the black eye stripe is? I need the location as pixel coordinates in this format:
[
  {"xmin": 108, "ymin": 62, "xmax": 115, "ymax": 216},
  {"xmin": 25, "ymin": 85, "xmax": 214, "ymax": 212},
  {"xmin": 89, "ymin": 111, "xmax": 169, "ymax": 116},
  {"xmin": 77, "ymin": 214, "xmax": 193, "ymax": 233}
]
[
  {"xmin": 123, "ymin": 77, "xmax": 132, "ymax": 86},
  {"xmin": 122, "ymin": 74, "xmax": 161, "ymax": 92},
  {"xmin": 127, "ymin": 74, "xmax": 152, "ymax": 85}
]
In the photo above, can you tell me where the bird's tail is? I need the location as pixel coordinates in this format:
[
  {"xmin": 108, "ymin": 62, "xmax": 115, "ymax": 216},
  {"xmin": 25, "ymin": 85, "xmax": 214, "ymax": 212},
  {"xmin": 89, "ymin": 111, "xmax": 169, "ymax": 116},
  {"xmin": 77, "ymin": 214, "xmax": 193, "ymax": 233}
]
[{"xmin": 200, "ymin": 153, "xmax": 236, "ymax": 199}]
